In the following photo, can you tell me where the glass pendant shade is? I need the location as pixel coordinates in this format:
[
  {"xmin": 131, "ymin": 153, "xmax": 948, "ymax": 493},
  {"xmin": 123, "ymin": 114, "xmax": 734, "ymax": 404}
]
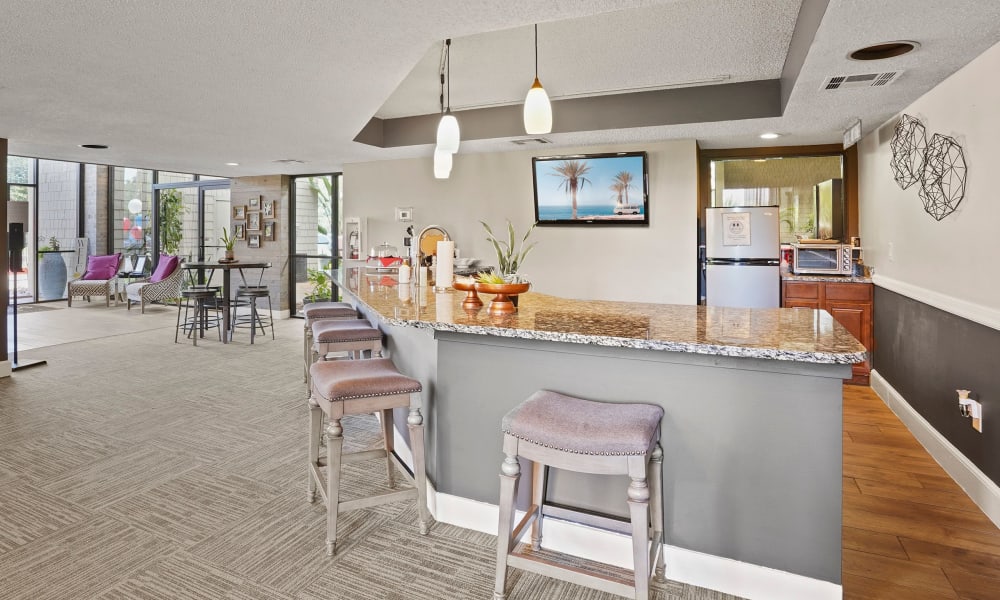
[
  {"xmin": 433, "ymin": 147, "xmax": 453, "ymax": 179},
  {"xmin": 523, "ymin": 77, "xmax": 552, "ymax": 134},
  {"xmin": 436, "ymin": 112, "xmax": 460, "ymax": 153}
]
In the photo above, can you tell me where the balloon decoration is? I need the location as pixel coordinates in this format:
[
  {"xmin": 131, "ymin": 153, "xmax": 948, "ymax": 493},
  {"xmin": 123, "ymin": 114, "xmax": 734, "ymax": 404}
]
[
  {"xmin": 128, "ymin": 198, "xmax": 143, "ymax": 214},
  {"xmin": 134, "ymin": 214, "xmax": 143, "ymax": 227},
  {"xmin": 122, "ymin": 217, "xmax": 131, "ymax": 232},
  {"xmin": 130, "ymin": 226, "xmax": 143, "ymax": 240}
]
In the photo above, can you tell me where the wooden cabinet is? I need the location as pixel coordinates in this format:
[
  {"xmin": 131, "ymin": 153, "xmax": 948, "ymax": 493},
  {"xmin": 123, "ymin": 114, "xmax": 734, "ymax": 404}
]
[{"xmin": 782, "ymin": 280, "xmax": 873, "ymax": 385}]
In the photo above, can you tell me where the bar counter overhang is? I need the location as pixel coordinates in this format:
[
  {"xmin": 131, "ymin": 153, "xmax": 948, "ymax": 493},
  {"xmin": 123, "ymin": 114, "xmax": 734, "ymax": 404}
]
[{"xmin": 331, "ymin": 268, "xmax": 865, "ymax": 599}]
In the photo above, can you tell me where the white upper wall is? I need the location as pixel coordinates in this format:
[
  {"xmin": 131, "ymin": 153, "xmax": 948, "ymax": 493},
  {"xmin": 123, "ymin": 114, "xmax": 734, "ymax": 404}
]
[
  {"xmin": 858, "ymin": 40, "xmax": 1000, "ymax": 329},
  {"xmin": 344, "ymin": 140, "xmax": 698, "ymax": 304}
]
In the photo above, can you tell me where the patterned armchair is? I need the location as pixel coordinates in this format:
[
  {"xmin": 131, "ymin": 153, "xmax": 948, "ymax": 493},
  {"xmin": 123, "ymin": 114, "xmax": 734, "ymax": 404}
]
[
  {"xmin": 125, "ymin": 264, "xmax": 184, "ymax": 313},
  {"xmin": 67, "ymin": 254, "xmax": 123, "ymax": 307}
]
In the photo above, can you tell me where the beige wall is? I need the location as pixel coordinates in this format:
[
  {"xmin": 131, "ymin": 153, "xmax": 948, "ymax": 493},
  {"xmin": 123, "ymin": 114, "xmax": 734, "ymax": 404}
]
[
  {"xmin": 858, "ymin": 39, "xmax": 1000, "ymax": 326},
  {"xmin": 230, "ymin": 175, "xmax": 291, "ymax": 311},
  {"xmin": 344, "ymin": 140, "xmax": 698, "ymax": 304}
]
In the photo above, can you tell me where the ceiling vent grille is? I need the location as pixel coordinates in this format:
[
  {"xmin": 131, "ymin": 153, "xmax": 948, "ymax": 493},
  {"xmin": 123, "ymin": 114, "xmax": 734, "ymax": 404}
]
[
  {"xmin": 822, "ymin": 71, "xmax": 902, "ymax": 90},
  {"xmin": 510, "ymin": 137, "xmax": 552, "ymax": 145},
  {"xmin": 273, "ymin": 158, "xmax": 307, "ymax": 164}
]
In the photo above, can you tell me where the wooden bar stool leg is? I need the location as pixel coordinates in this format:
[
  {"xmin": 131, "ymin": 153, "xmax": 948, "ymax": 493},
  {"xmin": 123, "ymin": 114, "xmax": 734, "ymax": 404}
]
[
  {"xmin": 407, "ymin": 401, "xmax": 429, "ymax": 535},
  {"xmin": 530, "ymin": 461, "xmax": 545, "ymax": 551},
  {"xmin": 325, "ymin": 418, "xmax": 344, "ymax": 556},
  {"xmin": 381, "ymin": 409, "xmax": 396, "ymax": 488},
  {"xmin": 627, "ymin": 459, "xmax": 651, "ymax": 600},
  {"xmin": 494, "ymin": 441, "xmax": 521, "ymax": 600},
  {"xmin": 650, "ymin": 444, "xmax": 666, "ymax": 582},
  {"xmin": 307, "ymin": 397, "xmax": 323, "ymax": 503}
]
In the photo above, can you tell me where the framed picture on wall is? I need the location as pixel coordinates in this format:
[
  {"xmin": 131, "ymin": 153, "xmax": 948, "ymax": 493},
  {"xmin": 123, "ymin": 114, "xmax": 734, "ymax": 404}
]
[
  {"xmin": 262, "ymin": 199, "xmax": 275, "ymax": 218},
  {"xmin": 248, "ymin": 234, "xmax": 261, "ymax": 249},
  {"xmin": 247, "ymin": 211, "xmax": 261, "ymax": 231},
  {"xmin": 263, "ymin": 221, "xmax": 275, "ymax": 240},
  {"xmin": 233, "ymin": 206, "xmax": 246, "ymax": 219},
  {"xmin": 249, "ymin": 195, "xmax": 260, "ymax": 208},
  {"xmin": 234, "ymin": 223, "xmax": 246, "ymax": 240}
]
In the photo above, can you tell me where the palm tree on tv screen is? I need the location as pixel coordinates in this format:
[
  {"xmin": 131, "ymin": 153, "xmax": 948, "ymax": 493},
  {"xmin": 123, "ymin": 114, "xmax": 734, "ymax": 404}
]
[
  {"xmin": 551, "ymin": 160, "xmax": 591, "ymax": 219},
  {"xmin": 613, "ymin": 171, "xmax": 635, "ymax": 207},
  {"xmin": 610, "ymin": 181, "xmax": 624, "ymax": 206}
]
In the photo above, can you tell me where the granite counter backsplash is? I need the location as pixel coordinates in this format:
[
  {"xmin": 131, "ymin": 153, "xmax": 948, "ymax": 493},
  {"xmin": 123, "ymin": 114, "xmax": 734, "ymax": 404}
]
[
  {"xmin": 334, "ymin": 269, "xmax": 867, "ymax": 365},
  {"xmin": 782, "ymin": 273, "xmax": 873, "ymax": 284}
]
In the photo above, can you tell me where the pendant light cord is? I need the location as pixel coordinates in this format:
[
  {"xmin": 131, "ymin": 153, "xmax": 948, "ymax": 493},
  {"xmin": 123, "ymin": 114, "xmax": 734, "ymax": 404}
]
[
  {"xmin": 534, "ymin": 24, "xmax": 538, "ymax": 79},
  {"xmin": 445, "ymin": 38, "xmax": 452, "ymax": 113}
]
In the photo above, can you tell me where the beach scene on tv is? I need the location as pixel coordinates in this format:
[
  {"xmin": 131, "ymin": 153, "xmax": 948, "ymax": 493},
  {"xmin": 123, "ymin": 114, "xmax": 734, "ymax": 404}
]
[{"xmin": 535, "ymin": 155, "xmax": 646, "ymax": 222}]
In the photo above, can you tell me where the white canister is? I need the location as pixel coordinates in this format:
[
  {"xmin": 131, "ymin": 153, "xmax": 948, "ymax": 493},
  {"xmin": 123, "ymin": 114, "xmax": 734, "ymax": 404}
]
[
  {"xmin": 398, "ymin": 263, "xmax": 411, "ymax": 283},
  {"xmin": 436, "ymin": 240, "xmax": 455, "ymax": 289}
]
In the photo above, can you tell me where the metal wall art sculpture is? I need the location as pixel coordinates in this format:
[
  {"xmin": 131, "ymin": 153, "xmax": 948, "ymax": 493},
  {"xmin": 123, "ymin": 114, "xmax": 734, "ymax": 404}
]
[
  {"xmin": 889, "ymin": 114, "xmax": 926, "ymax": 189},
  {"xmin": 888, "ymin": 114, "xmax": 967, "ymax": 220}
]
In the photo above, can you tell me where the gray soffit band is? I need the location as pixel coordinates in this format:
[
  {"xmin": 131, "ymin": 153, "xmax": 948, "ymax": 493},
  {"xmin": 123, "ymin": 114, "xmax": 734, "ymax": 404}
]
[
  {"xmin": 355, "ymin": 79, "xmax": 782, "ymax": 148},
  {"xmin": 780, "ymin": 0, "xmax": 831, "ymax": 112}
]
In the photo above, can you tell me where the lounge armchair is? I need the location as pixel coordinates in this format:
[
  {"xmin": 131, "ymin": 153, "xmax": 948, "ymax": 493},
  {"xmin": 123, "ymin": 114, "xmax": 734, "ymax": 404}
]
[
  {"xmin": 67, "ymin": 253, "xmax": 123, "ymax": 307},
  {"xmin": 126, "ymin": 256, "xmax": 183, "ymax": 313}
]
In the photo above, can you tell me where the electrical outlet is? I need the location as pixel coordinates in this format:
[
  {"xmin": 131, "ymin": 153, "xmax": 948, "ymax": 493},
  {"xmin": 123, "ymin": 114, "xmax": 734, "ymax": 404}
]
[
  {"xmin": 958, "ymin": 390, "xmax": 983, "ymax": 433},
  {"xmin": 888, "ymin": 241, "xmax": 895, "ymax": 262}
]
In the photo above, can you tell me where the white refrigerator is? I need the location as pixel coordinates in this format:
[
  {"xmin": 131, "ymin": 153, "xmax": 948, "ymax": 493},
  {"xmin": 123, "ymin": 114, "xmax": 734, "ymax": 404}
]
[{"xmin": 705, "ymin": 206, "xmax": 780, "ymax": 308}]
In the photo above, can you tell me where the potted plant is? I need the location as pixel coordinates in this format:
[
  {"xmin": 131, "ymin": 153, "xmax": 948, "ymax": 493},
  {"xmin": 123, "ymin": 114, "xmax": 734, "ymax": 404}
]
[
  {"xmin": 37, "ymin": 236, "xmax": 67, "ymax": 300},
  {"xmin": 476, "ymin": 220, "xmax": 536, "ymax": 314},
  {"xmin": 220, "ymin": 227, "xmax": 237, "ymax": 261},
  {"xmin": 479, "ymin": 220, "xmax": 536, "ymax": 283}
]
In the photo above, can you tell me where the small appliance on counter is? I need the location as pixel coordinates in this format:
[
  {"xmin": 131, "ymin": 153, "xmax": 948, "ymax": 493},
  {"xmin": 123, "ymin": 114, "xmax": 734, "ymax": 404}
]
[
  {"xmin": 705, "ymin": 206, "xmax": 780, "ymax": 308},
  {"xmin": 366, "ymin": 242, "xmax": 404, "ymax": 272},
  {"xmin": 791, "ymin": 242, "xmax": 853, "ymax": 275}
]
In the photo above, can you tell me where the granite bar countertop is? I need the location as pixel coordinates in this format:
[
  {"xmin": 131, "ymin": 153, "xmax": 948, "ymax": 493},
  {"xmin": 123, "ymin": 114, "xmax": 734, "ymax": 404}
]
[
  {"xmin": 334, "ymin": 269, "xmax": 867, "ymax": 365},
  {"xmin": 782, "ymin": 273, "xmax": 873, "ymax": 284}
]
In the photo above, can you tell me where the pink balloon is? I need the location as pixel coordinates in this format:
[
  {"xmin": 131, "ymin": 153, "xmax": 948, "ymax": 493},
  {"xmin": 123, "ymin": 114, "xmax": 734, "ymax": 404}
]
[
  {"xmin": 130, "ymin": 226, "xmax": 143, "ymax": 240},
  {"xmin": 122, "ymin": 217, "xmax": 131, "ymax": 232}
]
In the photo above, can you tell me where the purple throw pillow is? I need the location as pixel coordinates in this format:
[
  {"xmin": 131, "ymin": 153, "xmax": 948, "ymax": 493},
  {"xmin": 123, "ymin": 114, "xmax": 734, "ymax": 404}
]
[
  {"xmin": 149, "ymin": 255, "xmax": 179, "ymax": 283},
  {"xmin": 82, "ymin": 253, "xmax": 120, "ymax": 280}
]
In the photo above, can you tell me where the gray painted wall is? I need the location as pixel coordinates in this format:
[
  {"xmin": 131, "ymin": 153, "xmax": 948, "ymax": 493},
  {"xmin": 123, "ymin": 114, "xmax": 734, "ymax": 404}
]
[
  {"xmin": 432, "ymin": 332, "xmax": 847, "ymax": 584},
  {"xmin": 874, "ymin": 287, "xmax": 999, "ymax": 486}
]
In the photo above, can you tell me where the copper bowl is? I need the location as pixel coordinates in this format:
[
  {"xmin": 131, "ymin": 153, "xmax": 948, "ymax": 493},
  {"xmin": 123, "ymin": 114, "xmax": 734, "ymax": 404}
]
[
  {"xmin": 474, "ymin": 282, "xmax": 530, "ymax": 315},
  {"xmin": 453, "ymin": 279, "xmax": 483, "ymax": 309}
]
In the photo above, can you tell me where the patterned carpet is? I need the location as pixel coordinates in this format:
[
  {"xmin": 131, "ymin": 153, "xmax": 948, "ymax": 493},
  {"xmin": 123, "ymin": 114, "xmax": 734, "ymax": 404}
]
[{"xmin": 0, "ymin": 318, "xmax": 742, "ymax": 599}]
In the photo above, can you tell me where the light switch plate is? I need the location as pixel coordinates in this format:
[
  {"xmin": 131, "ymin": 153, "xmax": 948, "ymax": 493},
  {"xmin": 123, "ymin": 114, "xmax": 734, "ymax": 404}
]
[{"xmin": 395, "ymin": 207, "xmax": 413, "ymax": 222}]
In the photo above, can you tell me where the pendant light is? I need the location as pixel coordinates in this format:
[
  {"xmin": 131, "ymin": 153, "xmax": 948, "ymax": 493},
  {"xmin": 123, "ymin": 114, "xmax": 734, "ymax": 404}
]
[
  {"xmin": 433, "ymin": 147, "xmax": 453, "ymax": 179},
  {"xmin": 523, "ymin": 24, "xmax": 552, "ymax": 135},
  {"xmin": 436, "ymin": 38, "xmax": 460, "ymax": 153}
]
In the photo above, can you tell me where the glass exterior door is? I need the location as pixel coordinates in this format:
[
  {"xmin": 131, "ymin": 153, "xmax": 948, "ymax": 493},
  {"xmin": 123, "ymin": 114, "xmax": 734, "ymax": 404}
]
[{"xmin": 290, "ymin": 174, "xmax": 340, "ymax": 315}]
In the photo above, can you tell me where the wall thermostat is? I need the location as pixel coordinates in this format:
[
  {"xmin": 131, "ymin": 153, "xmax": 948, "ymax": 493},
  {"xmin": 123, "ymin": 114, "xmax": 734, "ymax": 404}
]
[{"xmin": 395, "ymin": 207, "xmax": 413, "ymax": 222}]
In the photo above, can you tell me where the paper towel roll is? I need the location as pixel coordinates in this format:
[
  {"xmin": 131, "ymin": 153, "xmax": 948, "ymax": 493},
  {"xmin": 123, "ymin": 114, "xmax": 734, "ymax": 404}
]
[
  {"xmin": 436, "ymin": 240, "xmax": 455, "ymax": 289},
  {"xmin": 398, "ymin": 263, "xmax": 411, "ymax": 283}
]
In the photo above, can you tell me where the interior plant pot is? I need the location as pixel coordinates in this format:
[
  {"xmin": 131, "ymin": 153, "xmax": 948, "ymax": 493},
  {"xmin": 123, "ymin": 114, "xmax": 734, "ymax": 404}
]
[{"xmin": 474, "ymin": 282, "xmax": 530, "ymax": 315}]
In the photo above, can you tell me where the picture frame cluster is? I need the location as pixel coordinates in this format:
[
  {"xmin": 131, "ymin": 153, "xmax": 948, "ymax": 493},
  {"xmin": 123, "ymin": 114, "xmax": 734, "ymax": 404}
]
[{"xmin": 231, "ymin": 195, "xmax": 277, "ymax": 251}]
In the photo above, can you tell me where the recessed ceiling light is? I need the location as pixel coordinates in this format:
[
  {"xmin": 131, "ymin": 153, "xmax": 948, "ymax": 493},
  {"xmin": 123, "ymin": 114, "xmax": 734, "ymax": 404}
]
[
  {"xmin": 849, "ymin": 41, "xmax": 919, "ymax": 61},
  {"xmin": 225, "ymin": 162, "xmax": 239, "ymax": 166},
  {"xmin": 79, "ymin": 144, "xmax": 108, "ymax": 149},
  {"xmin": 759, "ymin": 133, "xmax": 780, "ymax": 140}
]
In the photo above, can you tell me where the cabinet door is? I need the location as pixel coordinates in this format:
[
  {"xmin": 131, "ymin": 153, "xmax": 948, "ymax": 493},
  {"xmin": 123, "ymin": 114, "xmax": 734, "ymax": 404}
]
[{"xmin": 827, "ymin": 301, "xmax": 872, "ymax": 349}]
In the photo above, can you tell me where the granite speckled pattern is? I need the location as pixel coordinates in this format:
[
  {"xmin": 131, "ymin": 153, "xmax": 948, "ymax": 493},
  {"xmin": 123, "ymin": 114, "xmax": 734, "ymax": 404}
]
[
  {"xmin": 335, "ymin": 269, "xmax": 867, "ymax": 364},
  {"xmin": 782, "ymin": 273, "xmax": 873, "ymax": 284}
]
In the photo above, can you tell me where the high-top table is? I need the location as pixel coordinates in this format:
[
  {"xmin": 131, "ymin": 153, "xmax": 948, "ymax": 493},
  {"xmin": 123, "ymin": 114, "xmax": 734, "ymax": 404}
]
[{"xmin": 182, "ymin": 261, "xmax": 270, "ymax": 343}]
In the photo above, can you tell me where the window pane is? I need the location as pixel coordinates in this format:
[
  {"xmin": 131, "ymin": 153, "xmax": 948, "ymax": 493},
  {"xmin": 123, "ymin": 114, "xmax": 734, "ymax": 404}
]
[
  {"xmin": 113, "ymin": 167, "xmax": 154, "ymax": 259},
  {"xmin": 204, "ymin": 188, "xmax": 231, "ymax": 261},
  {"xmin": 7, "ymin": 156, "xmax": 36, "ymax": 184}
]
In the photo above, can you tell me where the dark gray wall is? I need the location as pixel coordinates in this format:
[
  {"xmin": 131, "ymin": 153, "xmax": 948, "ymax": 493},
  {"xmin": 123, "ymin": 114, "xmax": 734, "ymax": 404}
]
[
  {"xmin": 434, "ymin": 332, "xmax": 847, "ymax": 584},
  {"xmin": 874, "ymin": 287, "xmax": 1000, "ymax": 486}
]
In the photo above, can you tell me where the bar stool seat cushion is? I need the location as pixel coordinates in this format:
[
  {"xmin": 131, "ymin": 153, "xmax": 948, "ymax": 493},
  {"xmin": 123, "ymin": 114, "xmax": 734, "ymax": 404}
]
[
  {"xmin": 304, "ymin": 302, "xmax": 356, "ymax": 319},
  {"xmin": 312, "ymin": 319, "xmax": 380, "ymax": 343},
  {"xmin": 502, "ymin": 390, "xmax": 664, "ymax": 456},
  {"xmin": 310, "ymin": 358, "xmax": 422, "ymax": 402}
]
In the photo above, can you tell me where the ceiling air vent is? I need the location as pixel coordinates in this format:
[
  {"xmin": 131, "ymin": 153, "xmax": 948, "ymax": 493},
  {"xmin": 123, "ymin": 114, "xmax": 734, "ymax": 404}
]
[
  {"xmin": 510, "ymin": 138, "xmax": 552, "ymax": 146},
  {"xmin": 822, "ymin": 71, "xmax": 902, "ymax": 90},
  {"xmin": 273, "ymin": 158, "xmax": 307, "ymax": 164}
]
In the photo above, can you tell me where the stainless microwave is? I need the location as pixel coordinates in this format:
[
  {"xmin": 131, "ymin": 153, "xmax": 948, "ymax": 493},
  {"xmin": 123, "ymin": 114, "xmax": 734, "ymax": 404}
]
[{"xmin": 792, "ymin": 243, "xmax": 854, "ymax": 275}]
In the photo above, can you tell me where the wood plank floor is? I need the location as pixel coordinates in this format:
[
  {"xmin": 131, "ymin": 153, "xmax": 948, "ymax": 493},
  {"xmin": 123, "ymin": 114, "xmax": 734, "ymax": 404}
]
[{"xmin": 843, "ymin": 385, "xmax": 1000, "ymax": 599}]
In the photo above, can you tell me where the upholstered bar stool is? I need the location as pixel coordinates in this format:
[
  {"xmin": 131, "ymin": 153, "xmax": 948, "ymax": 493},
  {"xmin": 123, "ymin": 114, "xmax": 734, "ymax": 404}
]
[
  {"xmin": 175, "ymin": 287, "xmax": 223, "ymax": 345},
  {"xmin": 494, "ymin": 390, "xmax": 665, "ymax": 600},
  {"xmin": 306, "ymin": 318, "xmax": 383, "ymax": 388},
  {"xmin": 307, "ymin": 358, "xmax": 430, "ymax": 555},
  {"xmin": 302, "ymin": 301, "xmax": 358, "ymax": 380}
]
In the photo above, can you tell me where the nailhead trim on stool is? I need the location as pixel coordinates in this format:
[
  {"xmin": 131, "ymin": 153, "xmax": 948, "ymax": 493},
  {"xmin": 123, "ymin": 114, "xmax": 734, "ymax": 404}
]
[
  {"xmin": 302, "ymin": 302, "xmax": 359, "ymax": 382},
  {"xmin": 494, "ymin": 390, "xmax": 666, "ymax": 600},
  {"xmin": 305, "ymin": 319, "xmax": 383, "ymax": 388},
  {"xmin": 307, "ymin": 358, "xmax": 431, "ymax": 557}
]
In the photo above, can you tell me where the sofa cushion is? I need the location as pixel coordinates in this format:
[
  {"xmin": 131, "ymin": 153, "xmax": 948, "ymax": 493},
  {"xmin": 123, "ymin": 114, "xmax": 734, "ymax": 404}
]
[
  {"xmin": 82, "ymin": 253, "xmax": 120, "ymax": 280},
  {"xmin": 149, "ymin": 254, "xmax": 179, "ymax": 283}
]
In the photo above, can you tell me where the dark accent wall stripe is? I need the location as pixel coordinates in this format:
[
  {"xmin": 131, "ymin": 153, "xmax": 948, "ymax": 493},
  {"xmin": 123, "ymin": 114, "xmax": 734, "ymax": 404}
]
[{"xmin": 874, "ymin": 286, "xmax": 999, "ymax": 486}]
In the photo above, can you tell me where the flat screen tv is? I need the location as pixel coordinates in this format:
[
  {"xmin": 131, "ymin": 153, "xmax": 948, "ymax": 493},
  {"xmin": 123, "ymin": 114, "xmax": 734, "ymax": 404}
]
[{"xmin": 532, "ymin": 151, "xmax": 649, "ymax": 226}]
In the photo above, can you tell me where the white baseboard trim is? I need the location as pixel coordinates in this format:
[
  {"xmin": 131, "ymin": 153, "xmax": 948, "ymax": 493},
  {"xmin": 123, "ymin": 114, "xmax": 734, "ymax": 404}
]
[
  {"xmin": 871, "ymin": 370, "xmax": 1000, "ymax": 529},
  {"xmin": 429, "ymin": 490, "xmax": 841, "ymax": 600},
  {"xmin": 0, "ymin": 360, "xmax": 11, "ymax": 378},
  {"xmin": 873, "ymin": 274, "xmax": 1000, "ymax": 332}
]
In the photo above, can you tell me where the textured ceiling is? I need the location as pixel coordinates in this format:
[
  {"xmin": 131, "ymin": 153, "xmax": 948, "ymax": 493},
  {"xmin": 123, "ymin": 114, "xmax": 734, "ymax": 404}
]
[{"xmin": 1, "ymin": 0, "xmax": 999, "ymax": 176}]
